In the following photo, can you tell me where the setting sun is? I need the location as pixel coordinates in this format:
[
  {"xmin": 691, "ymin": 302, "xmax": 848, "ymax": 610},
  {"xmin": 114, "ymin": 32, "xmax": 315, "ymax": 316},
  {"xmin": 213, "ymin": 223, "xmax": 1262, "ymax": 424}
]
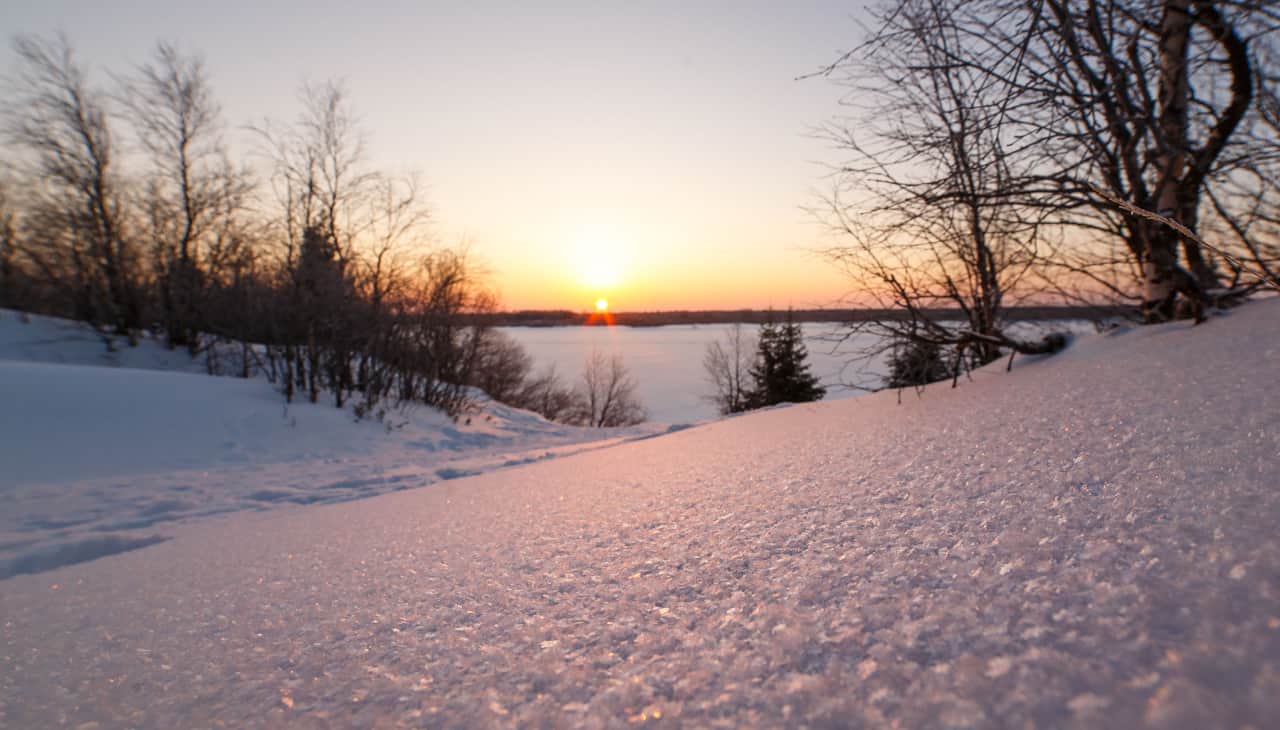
[{"xmin": 595, "ymin": 297, "xmax": 609, "ymax": 312}]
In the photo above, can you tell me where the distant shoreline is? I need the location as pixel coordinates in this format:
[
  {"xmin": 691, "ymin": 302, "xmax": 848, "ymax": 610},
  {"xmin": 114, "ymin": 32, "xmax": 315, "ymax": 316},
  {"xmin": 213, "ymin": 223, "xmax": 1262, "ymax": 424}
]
[{"xmin": 471, "ymin": 305, "xmax": 1130, "ymax": 328}]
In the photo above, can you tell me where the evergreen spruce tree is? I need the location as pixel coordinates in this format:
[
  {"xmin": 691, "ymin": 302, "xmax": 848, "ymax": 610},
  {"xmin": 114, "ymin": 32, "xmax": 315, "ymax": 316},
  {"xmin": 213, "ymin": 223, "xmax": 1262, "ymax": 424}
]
[
  {"xmin": 884, "ymin": 336, "xmax": 951, "ymax": 389},
  {"xmin": 748, "ymin": 309, "xmax": 825, "ymax": 407},
  {"xmin": 746, "ymin": 316, "xmax": 779, "ymax": 408}
]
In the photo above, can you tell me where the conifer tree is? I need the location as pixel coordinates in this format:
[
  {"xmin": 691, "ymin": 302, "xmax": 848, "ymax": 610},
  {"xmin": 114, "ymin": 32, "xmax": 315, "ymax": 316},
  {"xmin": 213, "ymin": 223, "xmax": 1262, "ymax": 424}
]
[
  {"xmin": 884, "ymin": 336, "xmax": 951, "ymax": 389},
  {"xmin": 748, "ymin": 309, "xmax": 825, "ymax": 407}
]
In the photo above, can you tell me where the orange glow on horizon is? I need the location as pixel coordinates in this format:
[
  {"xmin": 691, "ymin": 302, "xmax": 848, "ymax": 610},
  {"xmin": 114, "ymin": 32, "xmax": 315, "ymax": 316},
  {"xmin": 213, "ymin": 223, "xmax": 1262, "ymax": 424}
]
[
  {"xmin": 490, "ymin": 219, "xmax": 858, "ymax": 311},
  {"xmin": 585, "ymin": 310, "xmax": 616, "ymax": 326}
]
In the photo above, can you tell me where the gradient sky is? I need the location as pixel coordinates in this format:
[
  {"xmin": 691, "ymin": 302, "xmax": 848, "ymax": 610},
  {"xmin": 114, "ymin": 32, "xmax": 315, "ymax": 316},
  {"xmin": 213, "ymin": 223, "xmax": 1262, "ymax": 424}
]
[{"xmin": 4, "ymin": 1, "xmax": 873, "ymax": 311}]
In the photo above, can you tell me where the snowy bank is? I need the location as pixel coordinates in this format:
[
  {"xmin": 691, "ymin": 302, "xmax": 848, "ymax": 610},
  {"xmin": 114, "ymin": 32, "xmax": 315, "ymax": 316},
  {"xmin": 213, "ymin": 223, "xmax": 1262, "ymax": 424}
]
[
  {"xmin": 1, "ymin": 301, "xmax": 1278, "ymax": 727},
  {"xmin": 0, "ymin": 310, "xmax": 671, "ymax": 578}
]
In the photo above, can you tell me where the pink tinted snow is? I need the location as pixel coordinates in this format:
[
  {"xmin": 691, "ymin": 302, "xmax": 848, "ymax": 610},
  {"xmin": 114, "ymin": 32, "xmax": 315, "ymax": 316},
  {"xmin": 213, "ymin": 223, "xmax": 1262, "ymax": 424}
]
[
  {"xmin": 1, "ymin": 301, "xmax": 1278, "ymax": 728},
  {"xmin": 0, "ymin": 310, "xmax": 666, "ymax": 578}
]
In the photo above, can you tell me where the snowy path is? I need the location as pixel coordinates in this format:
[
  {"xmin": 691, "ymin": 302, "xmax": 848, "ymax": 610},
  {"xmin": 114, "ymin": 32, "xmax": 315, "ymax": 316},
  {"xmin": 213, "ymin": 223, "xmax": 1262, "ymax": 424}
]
[{"xmin": 2, "ymin": 302, "xmax": 1279, "ymax": 728}]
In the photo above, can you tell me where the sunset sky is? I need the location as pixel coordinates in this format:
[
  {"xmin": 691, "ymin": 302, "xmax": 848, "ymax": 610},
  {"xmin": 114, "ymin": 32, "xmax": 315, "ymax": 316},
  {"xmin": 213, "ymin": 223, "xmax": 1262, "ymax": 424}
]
[{"xmin": 5, "ymin": 1, "xmax": 873, "ymax": 311}]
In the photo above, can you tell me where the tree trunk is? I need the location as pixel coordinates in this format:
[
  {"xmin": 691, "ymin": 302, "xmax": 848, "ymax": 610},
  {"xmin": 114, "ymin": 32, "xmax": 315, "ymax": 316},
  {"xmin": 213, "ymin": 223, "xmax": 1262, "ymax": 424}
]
[{"xmin": 1144, "ymin": 0, "xmax": 1201, "ymax": 321}]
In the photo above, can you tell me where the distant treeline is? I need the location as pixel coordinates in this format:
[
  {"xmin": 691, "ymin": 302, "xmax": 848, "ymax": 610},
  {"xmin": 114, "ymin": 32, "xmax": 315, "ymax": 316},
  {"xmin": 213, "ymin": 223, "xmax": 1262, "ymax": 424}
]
[{"xmin": 469, "ymin": 305, "xmax": 1130, "ymax": 328}]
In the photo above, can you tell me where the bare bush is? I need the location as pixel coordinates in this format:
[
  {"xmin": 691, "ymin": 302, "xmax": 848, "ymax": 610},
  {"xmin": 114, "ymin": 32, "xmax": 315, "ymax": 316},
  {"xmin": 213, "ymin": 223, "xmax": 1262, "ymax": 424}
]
[
  {"xmin": 569, "ymin": 350, "xmax": 647, "ymax": 428},
  {"xmin": 468, "ymin": 329, "xmax": 534, "ymax": 405},
  {"xmin": 513, "ymin": 364, "xmax": 577, "ymax": 423}
]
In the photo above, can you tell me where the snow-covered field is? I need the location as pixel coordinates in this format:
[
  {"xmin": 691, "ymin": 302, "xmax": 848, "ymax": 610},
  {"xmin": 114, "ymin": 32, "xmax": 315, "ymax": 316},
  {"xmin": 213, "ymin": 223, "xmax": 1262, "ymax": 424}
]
[
  {"xmin": 1, "ymin": 302, "xmax": 1278, "ymax": 728},
  {"xmin": 0, "ymin": 310, "xmax": 672, "ymax": 579}
]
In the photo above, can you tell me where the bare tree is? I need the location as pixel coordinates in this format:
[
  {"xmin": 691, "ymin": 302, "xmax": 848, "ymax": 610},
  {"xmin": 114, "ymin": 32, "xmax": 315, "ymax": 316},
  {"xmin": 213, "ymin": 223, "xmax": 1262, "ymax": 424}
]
[
  {"xmin": 358, "ymin": 173, "xmax": 429, "ymax": 310},
  {"xmin": 244, "ymin": 82, "xmax": 503, "ymax": 418},
  {"xmin": 122, "ymin": 42, "xmax": 252, "ymax": 351},
  {"xmin": 255, "ymin": 81, "xmax": 375, "ymax": 262},
  {"xmin": 4, "ymin": 34, "xmax": 140, "ymax": 336},
  {"xmin": 404, "ymin": 248, "xmax": 492, "ymax": 414},
  {"xmin": 939, "ymin": 0, "xmax": 1275, "ymax": 318},
  {"xmin": 820, "ymin": 0, "xmax": 1278, "ymax": 346},
  {"xmin": 1016, "ymin": 0, "xmax": 1273, "ymax": 318},
  {"xmin": 703, "ymin": 322, "xmax": 757, "ymax": 415},
  {"xmin": 817, "ymin": 0, "xmax": 1065, "ymax": 381},
  {"xmin": 570, "ymin": 350, "xmax": 647, "ymax": 428},
  {"xmin": 351, "ymin": 173, "xmax": 431, "ymax": 406},
  {"xmin": 254, "ymin": 82, "xmax": 374, "ymax": 404},
  {"xmin": 0, "ymin": 37, "xmax": 516, "ymax": 425}
]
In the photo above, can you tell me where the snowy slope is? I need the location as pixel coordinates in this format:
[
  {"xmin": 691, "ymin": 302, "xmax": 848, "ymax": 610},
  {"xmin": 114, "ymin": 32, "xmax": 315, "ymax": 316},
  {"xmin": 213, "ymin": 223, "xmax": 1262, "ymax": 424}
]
[
  {"xmin": 0, "ymin": 309, "xmax": 228, "ymax": 373},
  {"xmin": 1, "ymin": 302, "xmax": 1278, "ymax": 728},
  {"xmin": 0, "ymin": 310, "xmax": 671, "ymax": 578}
]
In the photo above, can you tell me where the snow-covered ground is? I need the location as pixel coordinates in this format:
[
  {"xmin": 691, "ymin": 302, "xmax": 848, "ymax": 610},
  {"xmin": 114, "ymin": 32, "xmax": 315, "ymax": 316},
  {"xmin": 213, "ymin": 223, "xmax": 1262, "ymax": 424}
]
[
  {"xmin": 0, "ymin": 310, "xmax": 673, "ymax": 578},
  {"xmin": 1, "ymin": 301, "xmax": 1278, "ymax": 728}
]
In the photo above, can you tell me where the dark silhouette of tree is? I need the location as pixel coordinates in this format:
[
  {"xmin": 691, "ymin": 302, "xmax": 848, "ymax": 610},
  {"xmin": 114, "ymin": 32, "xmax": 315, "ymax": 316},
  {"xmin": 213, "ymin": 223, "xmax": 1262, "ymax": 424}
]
[
  {"xmin": 122, "ymin": 42, "xmax": 251, "ymax": 352},
  {"xmin": 569, "ymin": 350, "xmax": 647, "ymax": 427},
  {"xmin": 818, "ymin": 0, "xmax": 1279, "ymax": 330},
  {"xmin": 885, "ymin": 335, "xmax": 951, "ymax": 390},
  {"xmin": 513, "ymin": 364, "xmax": 577, "ymax": 423},
  {"xmin": 291, "ymin": 225, "xmax": 350, "ymax": 403},
  {"xmin": 4, "ymin": 34, "xmax": 141, "ymax": 337},
  {"xmin": 703, "ymin": 322, "xmax": 756, "ymax": 415},
  {"xmin": 0, "ymin": 34, "xmax": 643, "ymax": 426},
  {"xmin": 748, "ymin": 310, "xmax": 825, "ymax": 407},
  {"xmin": 815, "ymin": 0, "xmax": 1071, "ymax": 383},
  {"xmin": 468, "ymin": 329, "xmax": 534, "ymax": 405},
  {"xmin": 0, "ymin": 180, "xmax": 18, "ymax": 310},
  {"xmin": 985, "ymin": 0, "xmax": 1276, "ymax": 320}
]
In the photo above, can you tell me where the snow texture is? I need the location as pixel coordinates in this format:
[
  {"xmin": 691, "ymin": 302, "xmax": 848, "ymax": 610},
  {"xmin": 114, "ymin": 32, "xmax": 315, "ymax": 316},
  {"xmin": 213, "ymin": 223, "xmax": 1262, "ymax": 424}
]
[{"xmin": 1, "ymin": 302, "xmax": 1279, "ymax": 728}]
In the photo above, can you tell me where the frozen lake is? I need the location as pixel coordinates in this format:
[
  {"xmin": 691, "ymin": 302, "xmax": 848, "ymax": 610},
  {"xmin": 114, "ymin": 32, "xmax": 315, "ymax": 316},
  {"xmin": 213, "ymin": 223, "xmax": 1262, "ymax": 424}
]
[
  {"xmin": 507, "ymin": 323, "xmax": 892, "ymax": 424},
  {"xmin": 504, "ymin": 321, "xmax": 1092, "ymax": 424}
]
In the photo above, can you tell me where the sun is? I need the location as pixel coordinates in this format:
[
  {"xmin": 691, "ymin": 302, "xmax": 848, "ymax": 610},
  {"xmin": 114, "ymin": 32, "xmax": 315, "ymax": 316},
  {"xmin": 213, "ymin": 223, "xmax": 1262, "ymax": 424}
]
[{"xmin": 595, "ymin": 297, "xmax": 609, "ymax": 312}]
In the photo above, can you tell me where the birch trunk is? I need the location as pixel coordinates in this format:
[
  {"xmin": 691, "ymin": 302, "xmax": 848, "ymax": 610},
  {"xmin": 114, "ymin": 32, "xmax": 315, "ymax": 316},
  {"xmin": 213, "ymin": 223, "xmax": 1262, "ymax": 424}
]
[{"xmin": 1143, "ymin": 0, "xmax": 1196, "ymax": 320}]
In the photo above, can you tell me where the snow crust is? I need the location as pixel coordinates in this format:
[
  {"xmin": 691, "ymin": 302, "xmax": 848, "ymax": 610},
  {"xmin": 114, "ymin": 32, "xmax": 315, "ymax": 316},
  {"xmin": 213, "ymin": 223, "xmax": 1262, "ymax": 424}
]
[{"xmin": 1, "ymin": 302, "xmax": 1278, "ymax": 727}]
